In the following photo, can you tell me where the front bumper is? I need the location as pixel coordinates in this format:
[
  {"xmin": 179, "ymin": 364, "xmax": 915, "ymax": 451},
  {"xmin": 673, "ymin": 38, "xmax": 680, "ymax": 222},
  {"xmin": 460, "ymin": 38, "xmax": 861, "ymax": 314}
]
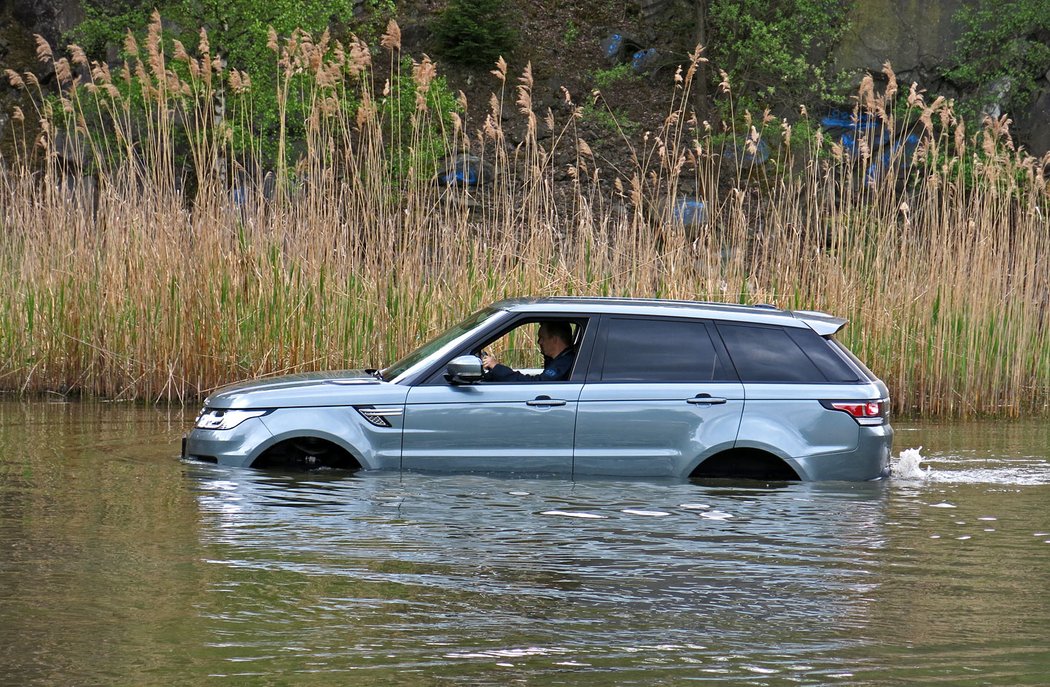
[{"xmin": 181, "ymin": 417, "xmax": 275, "ymax": 469}]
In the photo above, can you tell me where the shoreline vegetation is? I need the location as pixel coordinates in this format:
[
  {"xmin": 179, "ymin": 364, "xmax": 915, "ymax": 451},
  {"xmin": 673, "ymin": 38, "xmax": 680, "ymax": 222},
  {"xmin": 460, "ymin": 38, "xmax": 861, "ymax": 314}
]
[{"xmin": 1, "ymin": 16, "xmax": 1047, "ymax": 417}]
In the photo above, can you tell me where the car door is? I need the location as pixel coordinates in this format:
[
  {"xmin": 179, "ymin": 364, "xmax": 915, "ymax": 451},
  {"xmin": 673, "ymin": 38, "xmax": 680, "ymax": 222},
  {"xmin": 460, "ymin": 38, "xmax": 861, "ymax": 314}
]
[
  {"xmin": 574, "ymin": 315, "xmax": 744, "ymax": 478},
  {"xmin": 400, "ymin": 317, "xmax": 592, "ymax": 475}
]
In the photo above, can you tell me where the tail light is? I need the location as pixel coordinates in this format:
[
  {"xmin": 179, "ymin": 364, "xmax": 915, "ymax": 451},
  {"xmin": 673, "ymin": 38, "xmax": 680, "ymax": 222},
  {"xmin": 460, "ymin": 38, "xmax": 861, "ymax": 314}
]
[{"xmin": 820, "ymin": 399, "xmax": 889, "ymax": 426}]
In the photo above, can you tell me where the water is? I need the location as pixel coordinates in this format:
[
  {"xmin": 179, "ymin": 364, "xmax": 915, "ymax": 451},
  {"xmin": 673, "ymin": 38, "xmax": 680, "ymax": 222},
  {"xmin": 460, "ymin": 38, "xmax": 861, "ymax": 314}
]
[{"xmin": 1, "ymin": 402, "xmax": 1049, "ymax": 685}]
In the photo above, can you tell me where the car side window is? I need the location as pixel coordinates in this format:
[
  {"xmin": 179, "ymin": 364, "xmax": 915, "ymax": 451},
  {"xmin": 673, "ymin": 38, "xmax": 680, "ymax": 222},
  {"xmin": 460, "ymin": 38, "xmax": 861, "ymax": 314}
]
[
  {"xmin": 716, "ymin": 323, "xmax": 827, "ymax": 382},
  {"xmin": 600, "ymin": 317, "xmax": 731, "ymax": 382},
  {"xmin": 785, "ymin": 328, "xmax": 863, "ymax": 382},
  {"xmin": 474, "ymin": 318, "xmax": 589, "ymax": 383}
]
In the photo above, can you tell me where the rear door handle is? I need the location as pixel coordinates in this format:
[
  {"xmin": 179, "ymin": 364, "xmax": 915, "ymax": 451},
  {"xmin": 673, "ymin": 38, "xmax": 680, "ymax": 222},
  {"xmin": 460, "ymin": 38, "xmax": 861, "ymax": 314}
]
[
  {"xmin": 527, "ymin": 396, "xmax": 567, "ymax": 407},
  {"xmin": 687, "ymin": 394, "xmax": 727, "ymax": 406}
]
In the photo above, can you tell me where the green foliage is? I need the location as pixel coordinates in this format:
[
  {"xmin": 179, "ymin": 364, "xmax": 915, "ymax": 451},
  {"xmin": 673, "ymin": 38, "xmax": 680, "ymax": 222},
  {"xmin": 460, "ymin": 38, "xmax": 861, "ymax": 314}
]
[
  {"xmin": 56, "ymin": 4, "xmax": 463, "ymax": 192},
  {"xmin": 380, "ymin": 57, "xmax": 462, "ymax": 180},
  {"xmin": 944, "ymin": 0, "xmax": 1050, "ymax": 121},
  {"xmin": 432, "ymin": 0, "xmax": 517, "ymax": 66},
  {"xmin": 70, "ymin": 2, "xmax": 153, "ymax": 57},
  {"xmin": 62, "ymin": 1, "xmax": 465, "ymax": 178},
  {"xmin": 73, "ymin": 0, "xmax": 361, "ymax": 68},
  {"xmin": 562, "ymin": 19, "xmax": 580, "ymax": 45},
  {"xmin": 68, "ymin": 0, "xmax": 361, "ymax": 164},
  {"xmin": 580, "ymin": 102, "xmax": 639, "ymax": 137},
  {"xmin": 705, "ymin": 0, "xmax": 852, "ymax": 111},
  {"xmin": 592, "ymin": 63, "xmax": 638, "ymax": 90}
]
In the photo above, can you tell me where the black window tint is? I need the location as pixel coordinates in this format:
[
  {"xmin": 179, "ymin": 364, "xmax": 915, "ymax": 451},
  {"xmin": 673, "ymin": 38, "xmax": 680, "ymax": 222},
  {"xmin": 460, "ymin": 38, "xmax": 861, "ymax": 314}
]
[
  {"xmin": 601, "ymin": 318, "xmax": 729, "ymax": 382},
  {"xmin": 786, "ymin": 328, "xmax": 862, "ymax": 382},
  {"xmin": 717, "ymin": 324, "xmax": 826, "ymax": 382},
  {"xmin": 831, "ymin": 339, "xmax": 878, "ymax": 381}
]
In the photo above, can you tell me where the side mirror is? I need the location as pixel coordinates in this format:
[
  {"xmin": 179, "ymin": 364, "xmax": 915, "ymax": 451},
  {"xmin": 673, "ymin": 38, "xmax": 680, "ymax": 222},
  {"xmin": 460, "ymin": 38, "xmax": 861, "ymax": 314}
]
[{"xmin": 445, "ymin": 355, "xmax": 485, "ymax": 385}]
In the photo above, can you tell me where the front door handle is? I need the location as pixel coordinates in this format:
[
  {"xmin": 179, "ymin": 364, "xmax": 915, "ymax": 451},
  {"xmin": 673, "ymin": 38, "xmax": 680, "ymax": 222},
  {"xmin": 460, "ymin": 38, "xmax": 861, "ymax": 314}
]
[
  {"xmin": 687, "ymin": 393, "xmax": 727, "ymax": 406},
  {"xmin": 526, "ymin": 396, "xmax": 567, "ymax": 407}
]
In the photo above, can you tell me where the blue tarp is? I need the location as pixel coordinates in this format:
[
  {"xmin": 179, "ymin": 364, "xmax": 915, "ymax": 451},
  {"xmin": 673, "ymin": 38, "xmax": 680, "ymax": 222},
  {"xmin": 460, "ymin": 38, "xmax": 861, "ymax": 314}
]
[
  {"xmin": 601, "ymin": 33, "xmax": 642, "ymax": 65},
  {"xmin": 631, "ymin": 48, "xmax": 659, "ymax": 74},
  {"xmin": 821, "ymin": 111, "xmax": 891, "ymax": 156},
  {"xmin": 821, "ymin": 110, "xmax": 920, "ymax": 183},
  {"xmin": 437, "ymin": 155, "xmax": 485, "ymax": 187},
  {"xmin": 865, "ymin": 133, "xmax": 920, "ymax": 184},
  {"xmin": 671, "ymin": 199, "xmax": 707, "ymax": 226},
  {"xmin": 724, "ymin": 137, "xmax": 771, "ymax": 165}
]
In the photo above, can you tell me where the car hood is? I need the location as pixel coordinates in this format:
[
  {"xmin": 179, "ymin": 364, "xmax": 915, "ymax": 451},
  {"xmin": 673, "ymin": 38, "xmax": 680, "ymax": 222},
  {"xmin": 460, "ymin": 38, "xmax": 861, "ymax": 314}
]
[{"xmin": 203, "ymin": 370, "xmax": 409, "ymax": 409}]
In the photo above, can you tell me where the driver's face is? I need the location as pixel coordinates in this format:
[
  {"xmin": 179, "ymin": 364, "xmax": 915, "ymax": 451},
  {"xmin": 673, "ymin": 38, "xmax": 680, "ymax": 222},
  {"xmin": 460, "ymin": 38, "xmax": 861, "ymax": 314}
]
[{"xmin": 536, "ymin": 327, "xmax": 558, "ymax": 358}]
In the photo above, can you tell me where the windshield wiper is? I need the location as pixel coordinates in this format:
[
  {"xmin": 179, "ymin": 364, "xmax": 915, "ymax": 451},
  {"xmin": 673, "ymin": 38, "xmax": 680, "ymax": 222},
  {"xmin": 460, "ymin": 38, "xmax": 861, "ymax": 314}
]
[{"xmin": 368, "ymin": 368, "xmax": 384, "ymax": 381}]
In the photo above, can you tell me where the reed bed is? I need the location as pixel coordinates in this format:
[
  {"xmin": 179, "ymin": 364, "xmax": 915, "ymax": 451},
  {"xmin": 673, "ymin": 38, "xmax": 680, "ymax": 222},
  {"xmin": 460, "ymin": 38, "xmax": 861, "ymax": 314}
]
[{"xmin": 1, "ymin": 17, "xmax": 1047, "ymax": 416}]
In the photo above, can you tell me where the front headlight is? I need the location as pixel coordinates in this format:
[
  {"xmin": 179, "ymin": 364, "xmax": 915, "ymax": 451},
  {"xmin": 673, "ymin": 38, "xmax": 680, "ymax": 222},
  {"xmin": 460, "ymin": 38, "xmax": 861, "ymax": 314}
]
[{"xmin": 195, "ymin": 408, "xmax": 271, "ymax": 430}]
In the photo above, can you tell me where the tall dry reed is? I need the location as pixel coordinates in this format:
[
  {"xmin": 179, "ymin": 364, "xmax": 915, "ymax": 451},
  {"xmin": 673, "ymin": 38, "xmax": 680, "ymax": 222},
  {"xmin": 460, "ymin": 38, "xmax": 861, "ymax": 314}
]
[{"xmin": 1, "ymin": 17, "xmax": 1047, "ymax": 416}]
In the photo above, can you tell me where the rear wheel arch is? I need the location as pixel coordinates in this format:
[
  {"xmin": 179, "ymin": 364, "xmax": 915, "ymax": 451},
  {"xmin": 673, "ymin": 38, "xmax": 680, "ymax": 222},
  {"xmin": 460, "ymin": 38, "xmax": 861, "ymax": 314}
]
[{"xmin": 689, "ymin": 447, "xmax": 802, "ymax": 481}]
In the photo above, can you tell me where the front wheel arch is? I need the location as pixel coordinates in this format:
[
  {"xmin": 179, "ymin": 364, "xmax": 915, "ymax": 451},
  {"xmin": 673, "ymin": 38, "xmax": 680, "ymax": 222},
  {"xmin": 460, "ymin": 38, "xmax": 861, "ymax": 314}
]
[{"xmin": 250, "ymin": 435, "xmax": 363, "ymax": 471}]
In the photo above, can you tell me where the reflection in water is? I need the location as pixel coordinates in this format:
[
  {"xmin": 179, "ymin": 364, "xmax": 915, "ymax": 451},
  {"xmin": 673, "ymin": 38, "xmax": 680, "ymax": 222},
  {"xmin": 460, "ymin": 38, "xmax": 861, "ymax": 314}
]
[
  {"xmin": 186, "ymin": 465, "xmax": 893, "ymax": 682},
  {"xmin": 0, "ymin": 404, "xmax": 1049, "ymax": 685},
  {"xmin": 0, "ymin": 403, "xmax": 207, "ymax": 685}
]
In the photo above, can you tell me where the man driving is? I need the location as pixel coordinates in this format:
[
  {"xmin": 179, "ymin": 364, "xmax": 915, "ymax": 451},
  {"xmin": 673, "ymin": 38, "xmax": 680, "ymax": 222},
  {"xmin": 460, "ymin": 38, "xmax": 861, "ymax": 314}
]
[{"xmin": 481, "ymin": 322, "xmax": 575, "ymax": 382}]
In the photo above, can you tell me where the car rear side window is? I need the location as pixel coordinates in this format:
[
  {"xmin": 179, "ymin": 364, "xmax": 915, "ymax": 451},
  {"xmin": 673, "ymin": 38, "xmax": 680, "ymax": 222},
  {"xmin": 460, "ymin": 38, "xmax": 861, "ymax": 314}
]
[
  {"xmin": 600, "ymin": 318, "xmax": 730, "ymax": 381},
  {"xmin": 785, "ymin": 328, "xmax": 863, "ymax": 382},
  {"xmin": 716, "ymin": 323, "xmax": 830, "ymax": 382}
]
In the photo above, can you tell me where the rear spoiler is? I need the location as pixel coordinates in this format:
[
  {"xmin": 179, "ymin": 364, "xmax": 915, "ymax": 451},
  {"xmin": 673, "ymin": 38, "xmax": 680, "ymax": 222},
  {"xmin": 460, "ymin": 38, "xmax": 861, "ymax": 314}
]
[{"xmin": 789, "ymin": 310, "xmax": 848, "ymax": 336}]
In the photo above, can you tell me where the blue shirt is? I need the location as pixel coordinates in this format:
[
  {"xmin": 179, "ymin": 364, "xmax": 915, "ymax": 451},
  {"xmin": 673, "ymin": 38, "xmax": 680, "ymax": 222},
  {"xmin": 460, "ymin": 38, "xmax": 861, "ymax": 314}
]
[{"xmin": 486, "ymin": 348, "xmax": 575, "ymax": 382}]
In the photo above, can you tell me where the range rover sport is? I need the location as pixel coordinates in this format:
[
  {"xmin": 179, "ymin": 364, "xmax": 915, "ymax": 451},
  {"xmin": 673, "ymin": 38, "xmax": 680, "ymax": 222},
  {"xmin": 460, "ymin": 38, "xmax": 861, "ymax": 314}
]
[{"xmin": 183, "ymin": 297, "xmax": 893, "ymax": 481}]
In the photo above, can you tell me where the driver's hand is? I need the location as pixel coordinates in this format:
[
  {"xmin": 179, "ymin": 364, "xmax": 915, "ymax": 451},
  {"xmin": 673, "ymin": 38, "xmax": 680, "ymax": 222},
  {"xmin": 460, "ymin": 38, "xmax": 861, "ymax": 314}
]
[{"xmin": 481, "ymin": 353, "xmax": 497, "ymax": 370}]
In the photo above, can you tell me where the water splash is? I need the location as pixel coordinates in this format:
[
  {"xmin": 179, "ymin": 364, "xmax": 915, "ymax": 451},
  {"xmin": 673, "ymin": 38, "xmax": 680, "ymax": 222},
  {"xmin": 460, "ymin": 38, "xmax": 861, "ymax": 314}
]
[{"xmin": 892, "ymin": 447, "xmax": 929, "ymax": 480}]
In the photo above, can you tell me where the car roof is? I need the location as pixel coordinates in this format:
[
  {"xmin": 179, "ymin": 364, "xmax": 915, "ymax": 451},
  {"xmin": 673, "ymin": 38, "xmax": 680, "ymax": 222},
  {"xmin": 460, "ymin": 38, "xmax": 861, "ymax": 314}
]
[{"xmin": 489, "ymin": 296, "xmax": 847, "ymax": 336}]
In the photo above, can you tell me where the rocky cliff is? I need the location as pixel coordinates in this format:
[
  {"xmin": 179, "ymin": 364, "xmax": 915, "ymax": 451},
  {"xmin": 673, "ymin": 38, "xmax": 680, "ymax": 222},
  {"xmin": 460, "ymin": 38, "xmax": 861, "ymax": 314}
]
[{"xmin": 2, "ymin": 0, "xmax": 1048, "ymax": 155}]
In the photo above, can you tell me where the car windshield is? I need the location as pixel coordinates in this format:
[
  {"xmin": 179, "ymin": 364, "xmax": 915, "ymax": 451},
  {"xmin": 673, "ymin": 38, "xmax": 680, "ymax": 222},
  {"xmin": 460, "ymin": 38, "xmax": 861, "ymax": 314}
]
[{"xmin": 381, "ymin": 307, "xmax": 501, "ymax": 381}]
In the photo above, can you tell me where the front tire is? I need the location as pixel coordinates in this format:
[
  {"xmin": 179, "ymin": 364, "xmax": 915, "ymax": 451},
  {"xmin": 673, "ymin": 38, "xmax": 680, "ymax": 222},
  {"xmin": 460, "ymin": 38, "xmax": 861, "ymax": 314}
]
[{"xmin": 251, "ymin": 437, "xmax": 361, "ymax": 471}]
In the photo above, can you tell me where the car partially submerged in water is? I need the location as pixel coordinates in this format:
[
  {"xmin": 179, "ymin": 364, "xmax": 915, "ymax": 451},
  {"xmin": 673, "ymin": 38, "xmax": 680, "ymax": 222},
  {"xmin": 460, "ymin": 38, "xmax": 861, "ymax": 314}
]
[{"xmin": 183, "ymin": 297, "xmax": 893, "ymax": 481}]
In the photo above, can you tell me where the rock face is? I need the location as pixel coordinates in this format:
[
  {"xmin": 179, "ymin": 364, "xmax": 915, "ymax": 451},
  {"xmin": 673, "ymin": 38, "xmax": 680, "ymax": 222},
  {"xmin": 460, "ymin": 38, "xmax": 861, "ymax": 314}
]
[
  {"xmin": 1, "ymin": 0, "xmax": 1048, "ymax": 156},
  {"xmin": 832, "ymin": 0, "xmax": 1050, "ymax": 155},
  {"xmin": 1, "ymin": 1, "xmax": 83, "ymax": 155},
  {"xmin": 832, "ymin": 0, "xmax": 969, "ymax": 88},
  {"xmin": 9, "ymin": 0, "xmax": 84, "ymax": 47},
  {"xmin": 1017, "ymin": 88, "xmax": 1050, "ymax": 156}
]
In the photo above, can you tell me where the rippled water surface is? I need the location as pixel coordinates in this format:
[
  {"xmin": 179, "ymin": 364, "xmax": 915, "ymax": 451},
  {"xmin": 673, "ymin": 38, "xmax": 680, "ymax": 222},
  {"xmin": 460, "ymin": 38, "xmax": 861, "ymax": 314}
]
[{"xmin": 2, "ymin": 403, "xmax": 1049, "ymax": 685}]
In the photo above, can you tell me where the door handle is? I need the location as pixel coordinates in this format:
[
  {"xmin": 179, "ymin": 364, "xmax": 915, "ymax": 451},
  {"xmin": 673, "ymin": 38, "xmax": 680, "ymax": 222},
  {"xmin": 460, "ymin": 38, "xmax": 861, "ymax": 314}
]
[
  {"xmin": 526, "ymin": 396, "xmax": 567, "ymax": 407},
  {"xmin": 687, "ymin": 394, "xmax": 727, "ymax": 406}
]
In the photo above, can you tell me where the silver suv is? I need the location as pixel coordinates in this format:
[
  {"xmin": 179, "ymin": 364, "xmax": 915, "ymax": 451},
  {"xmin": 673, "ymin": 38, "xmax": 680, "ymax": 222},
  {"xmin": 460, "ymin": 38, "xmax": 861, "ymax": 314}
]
[{"xmin": 183, "ymin": 298, "xmax": 893, "ymax": 481}]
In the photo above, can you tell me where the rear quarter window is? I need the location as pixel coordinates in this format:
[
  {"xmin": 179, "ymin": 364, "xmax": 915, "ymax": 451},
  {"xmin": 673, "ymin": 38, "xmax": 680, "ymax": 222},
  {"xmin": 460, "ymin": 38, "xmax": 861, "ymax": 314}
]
[
  {"xmin": 785, "ymin": 328, "xmax": 864, "ymax": 382},
  {"xmin": 716, "ymin": 323, "xmax": 852, "ymax": 383},
  {"xmin": 829, "ymin": 338, "xmax": 878, "ymax": 382}
]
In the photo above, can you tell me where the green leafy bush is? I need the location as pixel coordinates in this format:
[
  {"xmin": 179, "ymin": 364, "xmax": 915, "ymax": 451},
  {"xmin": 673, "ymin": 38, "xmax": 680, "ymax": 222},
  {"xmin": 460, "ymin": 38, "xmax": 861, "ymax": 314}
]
[
  {"xmin": 593, "ymin": 63, "xmax": 638, "ymax": 90},
  {"xmin": 68, "ymin": 0, "xmax": 368, "ymax": 164},
  {"xmin": 381, "ymin": 56, "xmax": 462, "ymax": 180},
  {"xmin": 432, "ymin": 0, "xmax": 517, "ymax": 66},
  {"xmin": 59, "ymin": 2, "xmax": 462, "ymax": 183},
  {"xmin": 944, "ymin": 0, "xmax": 1050, "ymax": 121},
  {"xmin": 705, "ymin": 0, "xmax": 852, "ymax": 111}
]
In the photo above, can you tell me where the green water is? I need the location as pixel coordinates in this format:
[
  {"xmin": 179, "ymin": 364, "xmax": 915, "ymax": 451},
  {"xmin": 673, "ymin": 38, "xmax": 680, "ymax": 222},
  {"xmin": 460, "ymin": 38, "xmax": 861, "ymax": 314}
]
[{"xmin": 1, "ymin": 402, "xmax": 1049, "ymax": 685}]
